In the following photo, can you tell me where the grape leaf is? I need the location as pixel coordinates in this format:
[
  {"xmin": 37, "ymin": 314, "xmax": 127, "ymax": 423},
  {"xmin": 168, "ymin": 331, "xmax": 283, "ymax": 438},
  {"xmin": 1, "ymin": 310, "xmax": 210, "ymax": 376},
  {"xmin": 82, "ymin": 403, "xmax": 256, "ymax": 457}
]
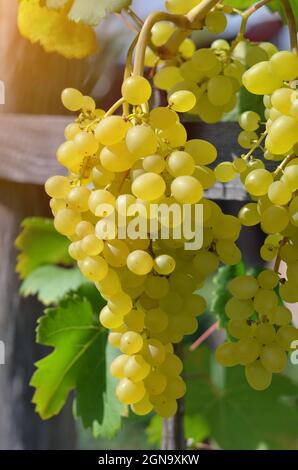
[
  {"xmin": 185, "ymin": 347, "xmax": 298, "ymax": 450},
  {"xmin": 16, "ymin": 217, "xmax": 72, "ymax": 279},
  {"xmin": 211, "ymin": 262, "xmax": 246, "ymax": 330},
  {"xmin": 20, "ymin": 265, "xmax": 86, "ymax": 305},
  {"xmin": 91, "ymin": 344, "xmax": 123, "ymax": 438},
  {"xmin": 68, "ymin": 0, "xmax": 132, "ymax": 26},
  {"xmin": 146, "ymin": 414, "xmax": 210, "ymax": 448},
  {"xmin": 31, "ymin": 296, "xmax": 105, "ymax": 419},
  {"xmin": 269, "ymin": 0, "xmax": 298, "ymax": 26}
]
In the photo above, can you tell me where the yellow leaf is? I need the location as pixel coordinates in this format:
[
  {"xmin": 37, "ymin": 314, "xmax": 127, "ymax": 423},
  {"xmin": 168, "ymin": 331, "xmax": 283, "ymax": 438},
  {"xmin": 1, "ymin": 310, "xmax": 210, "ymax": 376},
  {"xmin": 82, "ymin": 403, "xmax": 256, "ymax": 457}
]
[{"xmin": 18, "ymin": 0, "xmax": 98, "ymax": 59}]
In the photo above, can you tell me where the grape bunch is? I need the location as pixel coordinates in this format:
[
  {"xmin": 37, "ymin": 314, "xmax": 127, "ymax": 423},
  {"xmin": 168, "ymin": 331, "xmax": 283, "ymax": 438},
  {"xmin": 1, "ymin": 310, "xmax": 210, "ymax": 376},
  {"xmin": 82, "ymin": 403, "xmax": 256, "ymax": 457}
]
[{"xmin": 45, "ymin": 76, "xmax": 244, "ymax": 416}]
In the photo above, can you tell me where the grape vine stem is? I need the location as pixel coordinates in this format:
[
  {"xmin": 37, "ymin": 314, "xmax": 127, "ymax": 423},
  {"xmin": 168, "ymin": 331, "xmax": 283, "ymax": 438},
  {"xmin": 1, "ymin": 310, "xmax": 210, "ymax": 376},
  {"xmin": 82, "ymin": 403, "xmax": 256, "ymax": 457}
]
[
  {"xmin": 280, "ymin": 0, "xmax": 298, "ymax": 52},
  {"xmin": 133, "ymin": 0, "xmax": 222, "ymax": 76}
]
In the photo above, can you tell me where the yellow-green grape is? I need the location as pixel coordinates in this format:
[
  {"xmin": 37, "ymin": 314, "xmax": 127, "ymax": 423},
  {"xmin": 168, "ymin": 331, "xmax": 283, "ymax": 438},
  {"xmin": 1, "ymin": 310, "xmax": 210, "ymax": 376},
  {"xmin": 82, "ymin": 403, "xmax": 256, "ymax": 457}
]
[
  {"xmin": 179, "ymin": 38, "xmax": 196, "ymax": 59},
  {"xmin": 100, "ymin": 142, "xmax": 136, "ymax": 172},
  {"xmin": 131, "ymin": 394, "xmax": 153, "ymax": 416},
  {"xmin": 270, "ymin": 51, "xmax": 298, "ymax": 80},
  {"xmin": 192, "ymin": 48, "xmax": 219, "ymax": 72},
  {"xmin": 127, "ymin": 250, "xmax": 153, "ymax": 276},
  {"xmin": 92, "ymin": 165, "xmax": 115, "ymax": 187},
  {"xmin": 145, "ymin": 47, "xmax": 158, "ymax": 67},
  {"xmin": 214, "ymin": 162, "xmax": 237, "ymax": 182},
  {"xmin": 238, "ymin": 203, "xmax": 261, "ymax": 226},
  {"xmin": 280, "ymin": 243, "xmax": 298, "ymax": 263},
  {"xmin": 131, "ymin": 172, "xmax": 166, "ymax": 201},
  {"xmin": 245, "ymin": 360, "xmax": 272, "ymax": 391},
  {"xmin": 164, "ymin": 376, "xmax": 186, "ymax": 399},
  {"xmin": 159, "ymin": 122, "xmax": 187, "ymax": 147},
  {"xmin": 64, "ymin": 122, "xmax": 80, "ymax": 140},
  {"xmin": 194, "ymin": 166, "xmax": 216, "ymax": 189},
  {"xmin": 95, "ymin": 116, "xmax": 129, "ymax": 146},
  {"xmin": 238, "ymin": 130, "xmax": 258, "ymax": 149},
  {"xmin": 153, "ymin": 66, "xmax": 183, "ymax": 91},
  {"xmin": 166, "ymin": 151, "xmax": 195, "ymax": 177},
  {"xmin": 82, "ymin": 95, "xmax": 96, "ymax": 112},
  {"xmin": 67, "ymin": 186, "xmax": 90, "ymax": 212},
  {"xmin": 61, "ymin": 87, "xmax": 84, "ymax": 111},
  {"xmin": 287, "ymin": 262, "xmax": 298, "ymax": 280},
  {"xmin": 171, "ymin": 176, "xmax": 203, "ymax": 204},
  {"xmin": 159, "ymin": 352, "xmax": 183, "ymax": 375},
  {"xmin": 216, "ymin": 239, "xmax": 242, "ymax": 265},
  {"xmin": 272, "ymin": 306, "xmax": 292, "ymax": 326},
  {"xmin": 266, "ymin": 116, "xmax": 298, "ymax": 155},
  {"xmin": 68, "ymin": 241, "xmax": 85, "ymax": 261},
  {"xmin": 116, "ymin": 194, "xmax": 136, "ymax": 217},
  {"xmin": 144, "ymin": 371, "xmax": 167, "ymax": 395},
  {"xmin": 242, "ymin": 61, "xmax": 282, "ymax": 95},
  {"xmin": 196, "ymin": 92, "xmax": 224, "ymax": 123},
  {"xmin": 96, "ymin": 268, "xmax": 122, "ymax": 297},
  {"xmin": 149, "ymin": 107, "xmax": 178, "ymax": 130},
  {"xmin": 268, "ymin": 180, "xmax": 292, "ymax": 205},
  {"xmin": 56, "ymin": 141, "xmax": 84, "ymax": 173},
  {"xmin": 80, "ymin": 256, "xmax": 108, "ymax": 282},
  {"xmin": 126, "ymin": 125, "xmax": 158, "ymax": 157},
  {"xmin": 153, "ymin": 396, "xmax": 178, "ymax": 418},
  {"xmin": 50, "ymin": 198, "xmax": 67, "ymax": 216},
  {"xmin": 228, "ymin": 275, "xmax": 259, "ymax": 300},
  {"xmin": 185, "ymin": 139, "xmax": 217, "ymax": 165},
  {"xmin": 212, "ymin": 214, "xmax": 241, "ymax": 240},
  {"xmin": 142, "ymin": 154, "xmax": 166, "ymax": 174},
  {"xmin": 205, "ymin": 10, "xmax": 227, "ymax": 34},
  {"xmin": 73, "ymin": 131, "xmax": 99, "ymax": 155},
  {"xmin": 110, "ymin": 354, "xmax": 129, "ymax": 379},
  {"xmin": 215, "ymin": 342, "xmax": 239, "ymax": 367},
  {"xmin": 76, "ymin": 220, "xmax": 94, "ymax": 238},
  {"xmin": 276, "ymin": 325, "xmax": 298, "ymax": 350},
  {"xmin": 124, "ymin": 309, "xmax": 145, "ymax": 332},
  {"xmin": 207, "ymin": 76, "xmax": 233, "ymax": 106},
  {"xmin": 168, "ymin": 90, "xmax": 196, "ymax": 112},
  {"xmin": 108, "ymin": 291, "xmax": 132, "ymax": 315},
  {"xmin": 260, "ymin": 343, "xmax": 287, "ymax": 373},
  {"xmin": 279, "ymin": 281, "xmax": 298, "ymax": 303},
  {"xmin": 255, "ymin": 323, "xmax": 276, "ymax": 345},
  {"xmin": 151, "ymin": 21, "xmax": 176, "ymax": 47},
  {"xmin": 102, "ymin": 240, "xmax": 129, "ymax": 268},
  {"xmin": 143, "ymin": 338, "xmax": 166, "ymax": 366},
  {"xmin": 108, "ymin": 331, "xmax": 122, "ymax": 348},
  {"xmin": 124, "ymin": 355, "xmax": 151, "ymax": 382},
  {"xmin": 154, "ymin": 254, "xmax": 176, "ymax": 275},
  {"xmin": 81, "ymin": 234, "xmax": 104, "ymax": 256},
  {"xmin": 239, "ymin": 111, "xmax": 260, "ymax": 131},
  {"xmin": 271, "ymin": 88, "xmax": 293, "ymax": 115},
  {"xmin": 246, "ymin": 45, "xmax": 269, "ymax": 67},
  {"xmin": 259, "ymin": 42, "xmax": 278, "ymax": 58},
  {"xmin": 261, "ymin": 205, "xmax": 289, "ymax": 234},
  {"xmin": 145, "ymin": 276, "xmax": 169, "ymax": 299},
  {"xmin": 269, "ymin": 107, "xmax": 282, "ymax": 122},
  {"xmin": 260, "ymin": 243, "xmax": 278, "ymax": 262},
  {"xmin": 257, "ymin": 269, "xmax": 279, "ymax": 290},
  {"xmin": 193, "ymin": 251, "xmax": 219, "ymax": 277},
  {"xmin": 45, "ymin": 175, "xmax": 71, "ymax": 199},
  {"xmin": 291, "ymin": 99, "xmax": 298, "ymax": 120},
  {"xmin": 225, "ymin": 297, "xmax": 254, "ymax": 320},
  {"xmin": 145, "ymin": 307, "xmax": 168, "ymax": 333},
  {"xmin": 228, "ymin": 318, "xmax": 251, "ymax": 339},
  {"xmin": 169, "ymin": 271, "xmax": 197, "ymax": 295},
  {"xmin": 121, "ymin": 76, "xmax": 152, "ymax": 105},
  {"xmin": 238, "ymin": 338, "xmax": 261, "ymax": 365},
  {"xmin": 245, "ymin": 169, "xmax": 273, "ymax": 196},
  {"xmin": 54, "ymin": 208, "xmax": 81, "ymax": 236},
  {"xmin": 88, "ymin": 189, "xmax": 116, "ymax": 215},
  {"xmin": 166, "ymin": 0, "xmax": 199, "ymax": 14},
  {"xmin": 99, "ymin": 305, "xmax": 123, "ymax": 329},
  {"xmin": 120, "ymin": 331, "xmax": 143, "ymax": 355},
  {"xmin": 116, "ymin": 378, "xmax": 145, "ymax": 405},
  {"xmin": 233, "ymin": 158, "xmax": 247, "ymax": 173},
  {"xmin": 253, "ymin": 289, "xmax": 278, "ymax": 315},
  {"xmin": 212, "ymin": 38, "xmax": 230, "ymax": 50},
  {"xmin": 183, "ymin": 294, "xmax": 206, "ymax": 316}
]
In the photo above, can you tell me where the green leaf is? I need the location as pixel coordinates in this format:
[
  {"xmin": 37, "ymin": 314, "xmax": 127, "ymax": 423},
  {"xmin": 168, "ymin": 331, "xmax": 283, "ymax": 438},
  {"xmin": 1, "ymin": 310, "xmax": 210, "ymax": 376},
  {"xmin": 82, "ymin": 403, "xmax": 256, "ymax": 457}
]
[
  {"xmin": 20, "ymin": 266, "xmax": 86, "ymax": 305},
  {"xmin": 16, "ymin": 218, "xmax": 72, "ymax": 279},
  {"xmin": 68, "ymin": 0, "xmax": 132, "ymax": 26},
  {"xmin": 269, "ymin": 1, "xmax": 298, "ymax": 26},
  {"xmin": 91, "ymin": 344, "xmax": 123, "ymax": 438},
  {"xmin": 223, "ymin": 0, "xmax": 255, "ymax": 8},
  {"xmin": 185, "ymin": 347, "xmax": 298, "ymax": 450},
  {"xmin": 31, "ymin": 296, "xmax": 105, "ymax": 419},
  {"xmin": 146, "ymin": 414, "xmax": 210, "ymax": 448},
  {"xmin": 211, "ymin": 262, "xmax": 246, "ymax": 330},
  {"xmin": 239, "ymin": 87, "xmax": 265, "ymax": 121}
]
